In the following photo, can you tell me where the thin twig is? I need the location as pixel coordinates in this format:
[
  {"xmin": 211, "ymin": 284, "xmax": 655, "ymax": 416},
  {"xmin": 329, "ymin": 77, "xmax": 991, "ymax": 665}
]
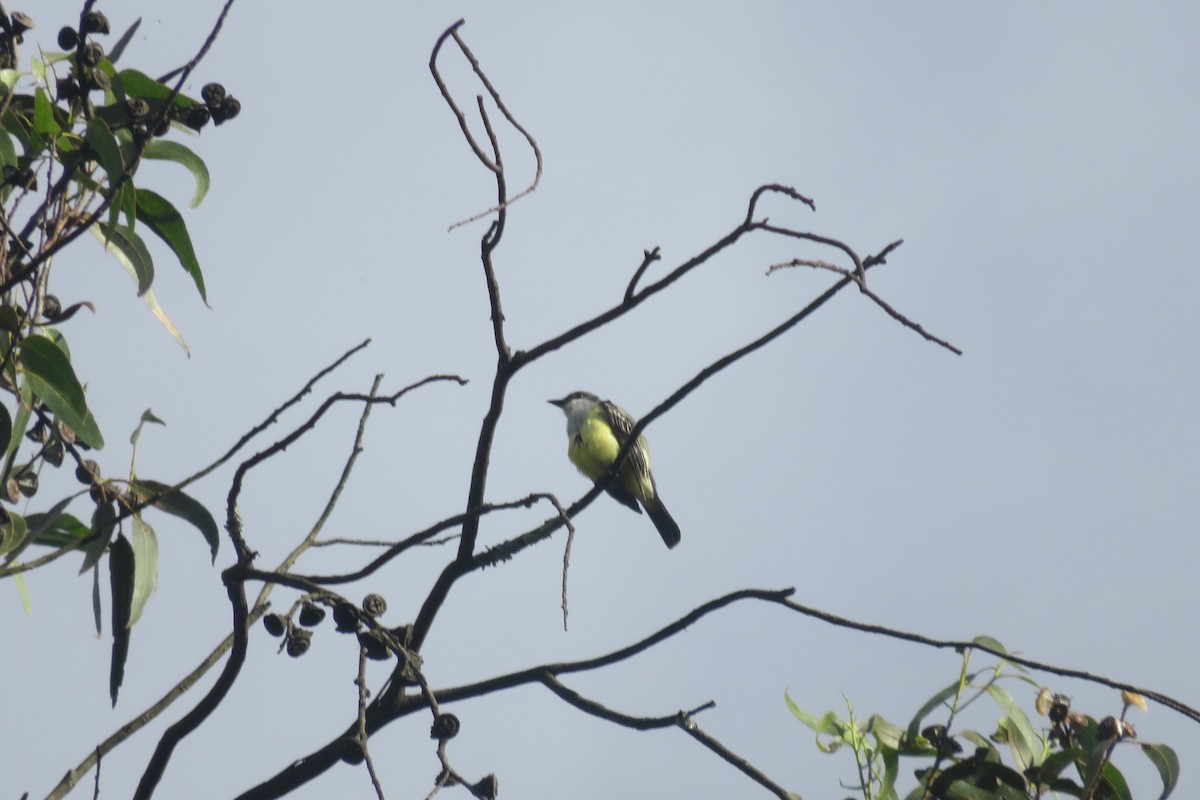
[
  {"xmin": 356, "ymin": 646, "xmax": 387, "ymax": 800},
  {"xmin": 624, "ymin": 247, "xmax": 662, "ymax": 302}
]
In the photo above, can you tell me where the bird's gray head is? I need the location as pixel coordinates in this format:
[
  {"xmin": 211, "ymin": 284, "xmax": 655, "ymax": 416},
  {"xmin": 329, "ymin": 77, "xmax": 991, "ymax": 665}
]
[{"xmin": 549, "ymin": 391, "xmax": 601, "ymax": 423}]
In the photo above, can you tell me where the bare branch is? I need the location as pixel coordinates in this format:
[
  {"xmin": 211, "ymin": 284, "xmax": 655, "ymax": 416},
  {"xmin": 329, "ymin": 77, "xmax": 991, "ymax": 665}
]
[
  {"xmin": 678, "ymin": 713, "xmax": 794, "ymax": 800},
  {"xmin": 624, "ymin": 246, "xmax": 662, "ymax": 302},
  {"xmin": 430, "ymin": 20, "xmax": 543, "ymax": 231}
]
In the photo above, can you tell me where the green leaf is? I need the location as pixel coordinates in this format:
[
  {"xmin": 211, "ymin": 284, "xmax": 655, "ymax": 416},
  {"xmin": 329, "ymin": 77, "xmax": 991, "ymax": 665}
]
[
  {"xmin": 18, "ymin": 335, "xmax": 104, "ymax": 448},
  {"xmin": 14, "ymin": 570, "xmax": 31, "ymax": 613},
  {"xmin": 24, "ymin": 511, "xmax": 89, "ymax": 549},
  {"xmin": 132, "ymin": 479, "xmax": 218, "ymax": 562},
  {"xmin": 128, "ymin": 515, "xmax": 158, "ymax": 626},
  {"xmin": 1141, "ymin": 743, "xmax": 1180, "ymax": 799},
  {"xmin": 905, "ymin": 672, "xmax": 980, "ymax": 744},
  {"xmin": 79, "ymin": 502, "xmax": 118, "ymax": 575},
  {"xmin": 1037, "ymin": 748, "xmax": 1086, "ymax": 781},
  {"xmin": 1100, "ymin": 761, "xmax": 1133, "ymax": 800},
  {"xmin": 0, "ymin": 511, "xmax": 25, "ymax": 558},
  {"xmin": 109, "ymin": 533, "xmax": 134, "ymax": 706},
  {"xmin": 878, "ymin": 745, "xmax": 900, "ymax": 800},
  {"xmin": 108, "ymin": 18, "xmax": 142, "ymax": 64},
  {"xmin": 118, "ymin": 69, "xmax": 190, "ymax": 105},
  {"xmin": 985, "ymin": 684, "xmax": 1040, "ymax": 771},
  {"xmin": 92, "ymin": 563, "xmax": 102, "ymax": 635},
  {"xmin": 0, "ymin": 128, "xmax": 15, "ymax": 167},
  {"xmin": 1081, "ymin": 741, "xmax": 1112, "ymax": 799},
  {"xmin": 1, "ymin": 495, "xmax": 76, "ymax": 565},
  {"xmin": 86, "ymin": 118, "xmax": 126, "ymax": 184},
  {"xmin": 92, "ymin": 222, "xmax": 154, "ymax": 295},
  {"xmin": 866, "ymin": 713, "xmax": 905, "ymax": 750},
  {"xmin": 135, "ymin": 188, "xmax": 207, "ymax": 303},
  {"xmin": 90, "ymin": 226, "xmax": 190, "ymax": 354},
  {"xmin": 33, "ymin": 87, "xmax": 62, "ymax": 139},
  {"xmin": 4, "ymin": 378, "xmax": 32, "ymax": 466},
  {"xmin": 971, "ymin": 634, "xmax": 1008, "ymax": 657},
  {"xmin": 931, "ymin": 759, "xmax": 1028, "ymax": 800},
  {"xmin": 130, "ymin": 408, "xmax": 166, "ymax": 447},
  {"xmin": 0, "ymin": 400, "xmax": 10, "ymax": 455},
  {"xmin": 143, "ymin": 139, "xmax": 210, "ymax": 208}
]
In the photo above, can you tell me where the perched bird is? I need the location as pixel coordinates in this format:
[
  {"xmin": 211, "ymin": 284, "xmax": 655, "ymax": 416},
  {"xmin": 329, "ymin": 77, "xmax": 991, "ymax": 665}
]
[{"xmin": 549, "ymin": 391, "xmax": 681, "ymax": 548}]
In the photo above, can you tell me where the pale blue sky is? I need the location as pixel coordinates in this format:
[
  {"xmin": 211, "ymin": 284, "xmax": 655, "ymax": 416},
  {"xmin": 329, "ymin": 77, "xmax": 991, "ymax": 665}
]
[{"xmin": 5, "ymin": 2, "xmax": 1198, "ymax": 798}]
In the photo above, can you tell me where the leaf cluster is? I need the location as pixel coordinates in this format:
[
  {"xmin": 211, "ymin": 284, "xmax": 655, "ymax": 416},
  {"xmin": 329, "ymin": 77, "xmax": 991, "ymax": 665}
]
[
  {"xmin": 0, "ymin": 4, "xmax": 233, "ymax": 706},
  {"xmin": 787, "ymin": 637, "xmax": 1180, "ymax": 800}
]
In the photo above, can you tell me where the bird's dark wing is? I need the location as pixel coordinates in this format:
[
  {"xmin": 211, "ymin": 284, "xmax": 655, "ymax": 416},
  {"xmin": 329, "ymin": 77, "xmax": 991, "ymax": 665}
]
[{"xmin": 599, "ymin": 400, "xmax": 652, "ymax": 485}]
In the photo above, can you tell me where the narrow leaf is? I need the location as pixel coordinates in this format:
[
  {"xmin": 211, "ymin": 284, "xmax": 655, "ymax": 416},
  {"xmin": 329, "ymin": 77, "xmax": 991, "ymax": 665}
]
[
  {"xmin": 86, "ymin": 118, "xmax": 125, "ymax": 183},
  {"xmin": 33, "ymin": 87, "xmax": 61, "ymax": 138},
  {"xmin": 130, "ymin": 408, "xmax": 166, "ymax": 447},
  {"xmin": 0, "ymin": 511, "xmax": 25, "ymax": 559},
  {"xmin": 118, "ymin": 69, "xmax": 191, "ymax": 105},
  {"xmin": 18, "ymin": 335, "xmax": 104, "ymax": 448},
  {"xmin": 108, "ymin": 17, "xmax": 142, "ymax": 64},
  {"xmin": 0, "ymin": 495, "xmax": 76, "ymax": 565},
  {"xmin": 92, "ymin": 222, "xmax": 154, "ymax": 295},
  {"xmin": 135, "ymin": 189, "xmax": 207, "ymax": 303},
  {"xmin": 0, "ymin": 128, "xmax": 15, "ymax": 167},
  {"xmin": 14, "ymin": 571, "xmax": 31, "ymax": 614},
  {"xmin": 79, "ymin": 502, "xmax": 117, "ymax": 575},
  {"xmin": 905, "ymin": 672, "xmax": 980, "ymax": 744},
  {"xmin": 1141, "ymin": 743, "xmax": 1180, "ymax": 799},
  {"xmin": 3, "ymin": 381, "xmax": 30, "ymax": 465},
  {"xmin": 133, "ymin": 479, "xmax": 218, "ymax": 562},
  {"xmin": 0, "ymin": 401, "xmax": 10, "ymax": 456},
  {"xmin": 128, "ymin": 515, "xmax": 159, "ymax": 626},
  {"xmin": 1100, "ymin": 761, "xmax": 1133, "ymax": 800},
  {"xmin": 92, "ymin": 563, "xmax": 102, "ymax": 636},
  {"xmin": 985, "ymin": 684, "xmax": 1040, "ymax": 771},
  {"xmin": 109, "ymin": 534, "xmax": 134, "ymax": 706},
  {"xmin": 143, "ymin": 139, "xmax": 210, "ymax": 208}
]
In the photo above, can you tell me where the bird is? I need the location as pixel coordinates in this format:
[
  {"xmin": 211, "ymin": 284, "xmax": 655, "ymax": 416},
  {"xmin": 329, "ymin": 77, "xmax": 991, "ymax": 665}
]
[{"xmin": 549, "ymin": 391, "xmax": 681, "ymax": 548}]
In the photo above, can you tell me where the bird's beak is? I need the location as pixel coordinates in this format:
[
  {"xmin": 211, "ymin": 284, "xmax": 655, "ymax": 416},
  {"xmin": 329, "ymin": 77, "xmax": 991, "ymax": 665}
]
[{"xmin": 548, "ymin": 398, "xmax": 564, "ymax": 408}]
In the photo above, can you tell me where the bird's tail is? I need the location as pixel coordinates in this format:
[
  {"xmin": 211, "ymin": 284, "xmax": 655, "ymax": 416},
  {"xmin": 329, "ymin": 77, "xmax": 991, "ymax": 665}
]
[{"xmin": 644, "ymin": 497, "xmax": 681, "ymax": 549}]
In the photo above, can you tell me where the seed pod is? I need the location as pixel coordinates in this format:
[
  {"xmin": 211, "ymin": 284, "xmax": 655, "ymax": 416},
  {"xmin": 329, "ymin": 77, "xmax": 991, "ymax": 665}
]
[
  {"xmin": 286, "ymin": 628, "xmax": 312, "ymax": 657},
  {"xmin": 87, "ymin": 69, "xmax": 111, "ymax": 92},
  {"xmin": 263, "ymin": 613, "xmax": 287, "ymax": 637},
  {"xmin": 362, "ymin": 593, "xmax": 387, "ymax": 618},
  {"xmin": 26, "ymin": 419, "xmax": 50, "ymax": 443},
  {"xmin": 57, "ymin": 26, "xmax": 77, "ymax": 50},
  {"xmin": 332, "ymin": 601, "xmax": 359, "ymax": 632},
  {"xmin": 357, "ymin": 629, "xmax": 390, "ymax": 661},
  {"xmin": 184, "ymin": 105, "xmax": 210, "ymax": 131},
  {"xmin": 152, "ymin": 116, "xmax": 171, "ymax": 137},
  {"xmin": 80, "ymin": 41, "xmax": 104, "ymax": 67},
  {"xmin": 1097, "ymin": 716, "xmax": 1119, "ymax": 740},
  {"xmin": 44, "ymin": 439, "xmax": 64, "ymax": 467},
  {"xmin": 298, "ymin": 601, "xmax": 326, "ymax": 627},
  {"xmin": 14, "ymin": 470, "xmax": 37, "ymax": 497},
  {"xmin": 82, "ymin": 10, "xmax": 110, "ymax": 35},
  {"xmin": 125, "ymin": 98, "xmax": 150, "ymax": 121},
  {"xmin": 201, "ymin": 82, "xmax": 226, "ymax": 108},
  {"xmin": 76, "ymin": 459, "xmax": 101, "ymax": 485},
  {"xmin": 57, "ymin": 77, "xmax": 80, "ymax": 101},
  {"xmin": 212, "ymin": 96, "xmax": 240, "ymax": 125},
  {"xmin": 10, "ymin": 13, "xmax": 34, "ymax": 35},
  {"xmin": 471, "ymin": 775, "xmax": 498, "ymax": 800},
  {"xmin": 430, "ymin": 713, "xmax": 460, "ymax": 741},
  {"xmin": 56, "ymin": 420, "xmax": 76, "ymax": 445},
  {"xmin": 41, "ymin": 294, "xmax": 61, "ymax": 319}
]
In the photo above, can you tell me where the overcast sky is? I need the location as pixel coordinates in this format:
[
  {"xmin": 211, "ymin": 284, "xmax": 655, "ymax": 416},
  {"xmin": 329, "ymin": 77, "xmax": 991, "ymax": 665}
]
[{"xmin": 5, "ymin": 2, "xmax": 1198, "ymax": 798}]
